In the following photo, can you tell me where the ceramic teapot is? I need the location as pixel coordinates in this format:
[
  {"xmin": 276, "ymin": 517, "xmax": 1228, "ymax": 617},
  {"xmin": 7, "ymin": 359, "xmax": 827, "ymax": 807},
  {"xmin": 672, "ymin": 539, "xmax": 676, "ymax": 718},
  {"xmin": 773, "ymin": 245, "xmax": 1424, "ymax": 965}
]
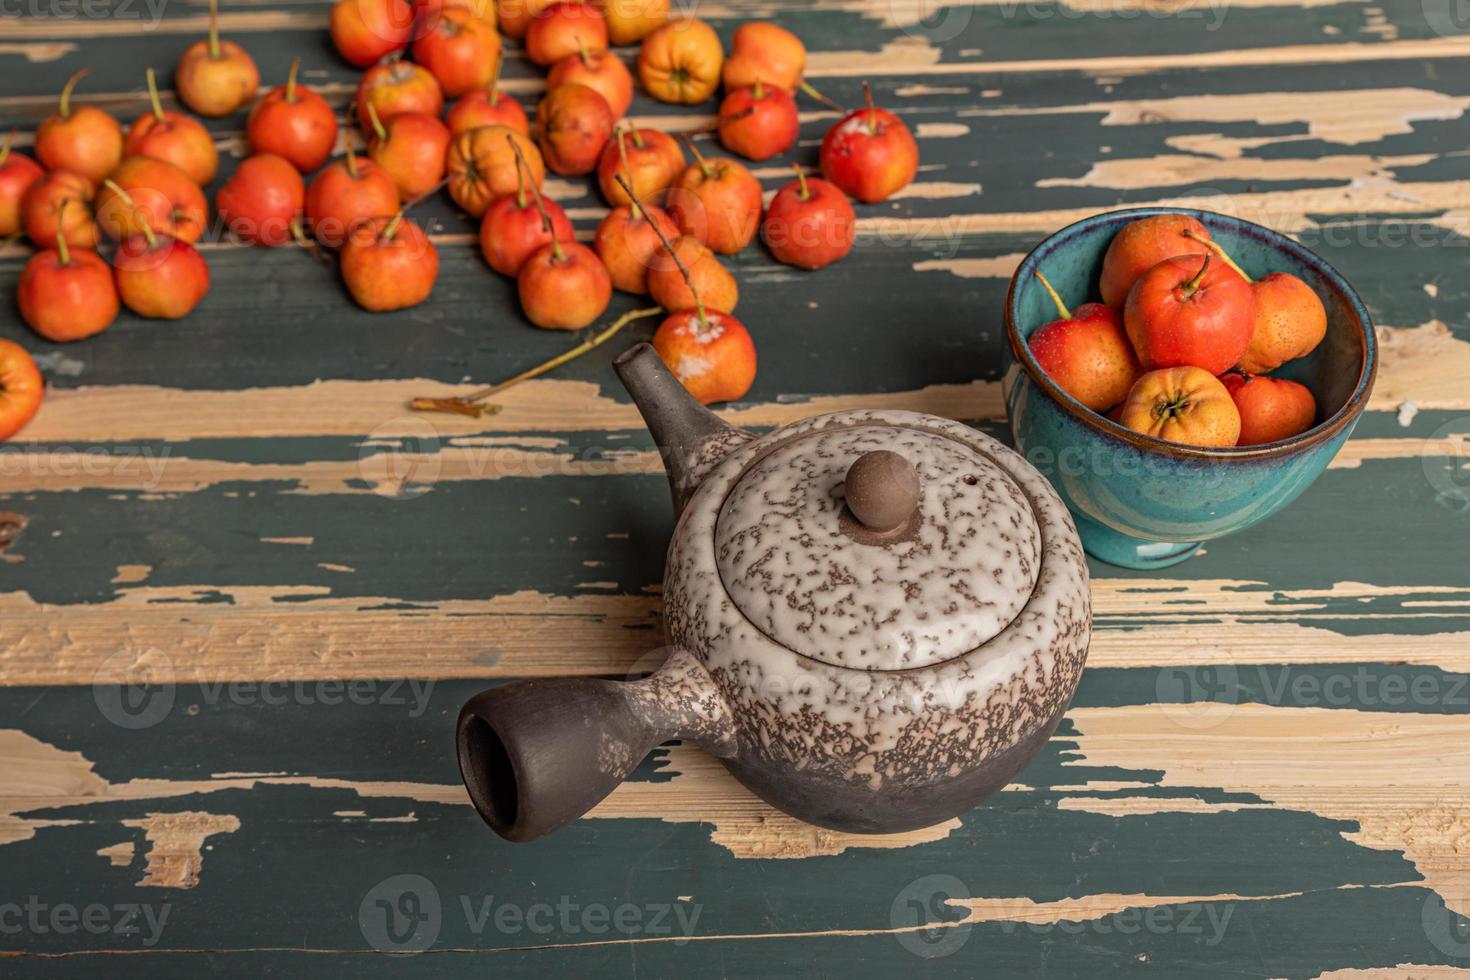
[{"xmin": 457, "ymin": 344, "xmax": 1091, "ymax": 842}]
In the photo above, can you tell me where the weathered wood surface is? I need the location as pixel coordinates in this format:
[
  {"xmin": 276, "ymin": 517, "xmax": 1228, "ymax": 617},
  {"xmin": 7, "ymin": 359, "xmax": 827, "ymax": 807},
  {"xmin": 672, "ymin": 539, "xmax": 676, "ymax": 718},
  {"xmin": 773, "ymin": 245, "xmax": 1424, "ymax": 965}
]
[{"xmin": 2, "ymin": 0, "xmax": 1469, "ymax": 975}]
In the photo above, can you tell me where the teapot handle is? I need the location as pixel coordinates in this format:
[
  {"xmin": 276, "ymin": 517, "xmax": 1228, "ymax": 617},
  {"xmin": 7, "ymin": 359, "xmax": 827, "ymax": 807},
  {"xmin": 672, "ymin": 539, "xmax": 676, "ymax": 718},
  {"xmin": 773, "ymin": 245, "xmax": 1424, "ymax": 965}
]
[{"xmin": 456, "ymin": 649, "xmax": 737, "ymax": 842}]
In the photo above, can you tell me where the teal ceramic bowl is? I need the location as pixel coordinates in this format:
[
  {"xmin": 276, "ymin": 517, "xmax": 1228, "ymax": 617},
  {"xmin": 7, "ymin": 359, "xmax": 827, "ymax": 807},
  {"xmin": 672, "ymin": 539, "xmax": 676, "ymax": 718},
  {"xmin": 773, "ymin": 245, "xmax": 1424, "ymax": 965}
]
[{"xmin": 1003, "ymin": 208, "xmax": 1377, "ymax": 569}]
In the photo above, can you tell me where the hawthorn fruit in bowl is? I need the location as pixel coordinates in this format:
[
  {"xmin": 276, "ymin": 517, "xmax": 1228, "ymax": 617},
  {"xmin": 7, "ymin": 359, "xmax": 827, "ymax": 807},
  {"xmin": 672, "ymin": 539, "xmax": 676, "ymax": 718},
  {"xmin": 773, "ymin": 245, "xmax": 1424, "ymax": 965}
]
[{"xmin": 1003, "ymin": 207, "xmax": 1377, "ymax": 569}]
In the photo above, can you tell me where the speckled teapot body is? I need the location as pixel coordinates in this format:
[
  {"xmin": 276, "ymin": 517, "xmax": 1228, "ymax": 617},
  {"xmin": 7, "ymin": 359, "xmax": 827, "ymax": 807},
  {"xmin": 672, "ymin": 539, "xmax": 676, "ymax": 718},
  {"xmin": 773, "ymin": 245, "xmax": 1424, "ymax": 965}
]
[{"xmin": 456, "ymin": 345, "xmax": 1091, "ymax": 842}]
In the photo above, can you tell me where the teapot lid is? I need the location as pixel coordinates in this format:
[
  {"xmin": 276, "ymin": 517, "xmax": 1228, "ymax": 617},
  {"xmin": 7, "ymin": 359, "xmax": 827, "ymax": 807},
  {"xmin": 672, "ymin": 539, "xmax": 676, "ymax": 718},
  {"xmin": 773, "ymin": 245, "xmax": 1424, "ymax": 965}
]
[{"xmin": 713, "ymin": 421, "xmax": 1041, "ymax": 671}]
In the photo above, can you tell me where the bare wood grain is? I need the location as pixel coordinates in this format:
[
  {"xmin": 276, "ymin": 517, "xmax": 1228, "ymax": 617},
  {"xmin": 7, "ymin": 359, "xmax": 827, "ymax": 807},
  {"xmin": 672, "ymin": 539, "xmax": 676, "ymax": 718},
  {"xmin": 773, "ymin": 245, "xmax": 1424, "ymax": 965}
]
[{"xmin": 2, "ymin": 578, "xmax": 1465, "ymax": 687}]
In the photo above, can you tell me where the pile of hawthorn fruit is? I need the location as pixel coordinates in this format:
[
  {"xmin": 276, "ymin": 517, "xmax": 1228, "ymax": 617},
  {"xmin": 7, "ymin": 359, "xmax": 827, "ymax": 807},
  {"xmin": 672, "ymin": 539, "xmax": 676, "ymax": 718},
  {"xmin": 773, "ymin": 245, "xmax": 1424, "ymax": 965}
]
[
  {"xmin": 1028, "ymin": 213, "xmax": 1328, "ymax": 447},
  {"xmin": 0, "ymin": 0, "xmax": 923, "ymax": 441}
]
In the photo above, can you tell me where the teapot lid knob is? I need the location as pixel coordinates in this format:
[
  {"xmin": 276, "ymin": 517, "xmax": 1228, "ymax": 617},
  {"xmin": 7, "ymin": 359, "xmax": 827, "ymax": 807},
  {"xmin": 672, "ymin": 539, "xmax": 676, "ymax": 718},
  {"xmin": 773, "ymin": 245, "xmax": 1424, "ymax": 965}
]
[{"xmin": 844, "ymin": 450, "xmax": 920, "ymax": 533}]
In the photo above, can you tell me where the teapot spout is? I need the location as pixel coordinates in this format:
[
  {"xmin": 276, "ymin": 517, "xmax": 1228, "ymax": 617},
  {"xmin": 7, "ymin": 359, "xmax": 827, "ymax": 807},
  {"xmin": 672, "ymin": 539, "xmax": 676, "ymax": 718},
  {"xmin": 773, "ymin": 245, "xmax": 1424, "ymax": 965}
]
[
  {"xmin": 614, "ymin": 343, "xmax": 754, "ymax": 514},
  {"xmin": 457, "ymin": 648, "xmax": 737, "ymax": 842}
]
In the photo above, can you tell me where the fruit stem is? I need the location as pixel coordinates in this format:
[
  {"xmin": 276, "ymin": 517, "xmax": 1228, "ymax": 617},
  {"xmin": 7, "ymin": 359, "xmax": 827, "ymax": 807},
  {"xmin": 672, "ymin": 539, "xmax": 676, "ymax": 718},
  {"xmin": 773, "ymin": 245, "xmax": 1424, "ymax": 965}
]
[
  {"xmin": 577, "ymin": 38, "xmax": 592, "ymax": 67},
  {"xmin": 793, "ymin": 162, "xmax": 809, "ymax": 201},
  {"xmin": 54, "ymin": 199, "xmax": 71, "ymax": 266},
  {"xmin": 514, "ymin": 145, "xmax": 526, "ymax": 210},
  {"xmin": 343, "ymin": 125, "xmax": 359, "ymax": 177},
  {"xmin": 508, "ymin": 133, "xmax": 560, "ymax": 261},
  {"xmin": 58, "ymin": 69, "xmax": 89, "ymax": 119},
  {"xmin": 615, "ymin": 126, "xmax": 641, "ymax": 220},
  {"xmin": 103, "ymin": 178, "xmax": 157, "ymax": 249},
  {"xmin": 1178, "ymin": 252, "xmax": 1211, "ymax": 301},
  {"xmin": 366, "ymin": 101, "xmax": 388, "ymax": 143},
  {"xmin": 400, "ymin": 176, "xmax": 449, "ymax": 212},
  {"xmin": 290, "ymin": 218, "xmax": 330, "ymax": 265},
  {"xmin": 863, "ymin": 80, "xmax": 877, "ymax": 135},
  {"xmin": 1182, "ymin": 229, "xmax": 1251, "ymax": 283},
  {"xmin": 752, "ymin": 77, "xmax": 763, "ymax": 100},
  {"xmin": 286, "ymin": 56, "xmax": 300, "ymax": 103},
  {"xmin": 1035, "ymin": 271, "xmax": 1070, "ymax": 320},
  {"xmin": 1152, "ymin": 391, "xmax": 1192, "ymax": 423},
  {"xmin": 411, "ymin": 307, "xmax": 663, "ymax": 416},
  {"xmin": 704, "ymin": 105, "xmax": 753, "ymax": 133},
  {"xmin": 381, "ymin": 210, "xmax": 404, "ymax": 241},
  {"xmin": 488, "ymin": 50, "xmax": 503, "ymax": 98},
  {"xmin": 681, "ymin": 133, "xmax": 711, "ymax": 180},
  {"xmin": 631, "ymin": 127, "xmax": 644, "ymax": 149},
  {"xmin": 146, "ymin": 68, "xmax": 165, "ymax": 121},
  {"xmin": 617, "ymin": 172, "xmax": 706, "ymax": 329},
  {"xmin": 207, "ymin": 0, "xmax": 221, "ymax": 60},
  {"xmin": 798, "ymin": 80, "xmax": 844, "ymax": 113},
  {"xmin": 0, "ymin": 130, "xmax": 13, "ymax": 167}
]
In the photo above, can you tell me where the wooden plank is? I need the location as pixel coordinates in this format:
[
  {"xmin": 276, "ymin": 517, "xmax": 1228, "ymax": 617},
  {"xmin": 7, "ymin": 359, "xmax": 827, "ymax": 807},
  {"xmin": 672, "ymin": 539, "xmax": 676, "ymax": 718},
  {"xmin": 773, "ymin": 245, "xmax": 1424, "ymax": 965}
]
[
  {"xmin": 1, "ymin": 673, "xmax": 1467, "ymax": 972},
  {"xmin": 1, "ymin": 0, "xmax": 1468, "ymax": 972}
]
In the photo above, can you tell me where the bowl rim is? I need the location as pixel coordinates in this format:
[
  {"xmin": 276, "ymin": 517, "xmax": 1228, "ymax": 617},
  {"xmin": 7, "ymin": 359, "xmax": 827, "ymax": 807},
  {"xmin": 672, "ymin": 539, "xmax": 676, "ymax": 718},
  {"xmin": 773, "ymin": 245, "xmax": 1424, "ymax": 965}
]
[{"xmin": 1004, "ymin": 206, "xmax": 1379, "ymax": 461}]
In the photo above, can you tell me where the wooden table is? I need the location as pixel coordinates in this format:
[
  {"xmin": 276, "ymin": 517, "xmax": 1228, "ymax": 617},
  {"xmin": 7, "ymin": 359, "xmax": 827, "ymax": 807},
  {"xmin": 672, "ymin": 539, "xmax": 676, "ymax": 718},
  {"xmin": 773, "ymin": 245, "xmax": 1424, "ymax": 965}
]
[{"xmin": 3, "ymin": 0, "xmax": 1469, "ymax": 975}]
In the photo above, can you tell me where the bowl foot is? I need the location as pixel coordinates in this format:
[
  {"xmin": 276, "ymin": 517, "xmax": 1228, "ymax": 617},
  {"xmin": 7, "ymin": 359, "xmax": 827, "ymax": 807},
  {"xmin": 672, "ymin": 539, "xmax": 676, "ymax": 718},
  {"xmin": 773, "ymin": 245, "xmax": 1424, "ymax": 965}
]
[{"xmin": 1074, "ymin": 513, "xmax": 1202, "ymax": 569}]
